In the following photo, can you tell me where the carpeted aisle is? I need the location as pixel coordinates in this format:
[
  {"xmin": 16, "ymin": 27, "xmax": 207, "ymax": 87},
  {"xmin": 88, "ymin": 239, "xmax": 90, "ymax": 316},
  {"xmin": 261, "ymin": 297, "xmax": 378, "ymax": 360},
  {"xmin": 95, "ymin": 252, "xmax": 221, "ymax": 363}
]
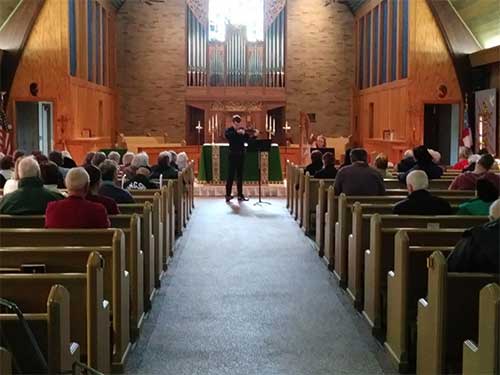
[{"xmin": 126, "ymin": 198, "xmax": 390, "ymax": 375}]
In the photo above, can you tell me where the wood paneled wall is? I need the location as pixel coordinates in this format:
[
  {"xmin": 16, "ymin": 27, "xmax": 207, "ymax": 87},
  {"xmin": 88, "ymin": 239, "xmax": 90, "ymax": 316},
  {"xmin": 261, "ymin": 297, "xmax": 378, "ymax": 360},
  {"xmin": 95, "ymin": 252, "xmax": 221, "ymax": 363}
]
[
  {"xmin": 353, "ymin": 0, "xmax": 462, "ymax": 162},
  {"xmin": 8, "ymin": 0, "xmax": 117, "ymax": 163}
]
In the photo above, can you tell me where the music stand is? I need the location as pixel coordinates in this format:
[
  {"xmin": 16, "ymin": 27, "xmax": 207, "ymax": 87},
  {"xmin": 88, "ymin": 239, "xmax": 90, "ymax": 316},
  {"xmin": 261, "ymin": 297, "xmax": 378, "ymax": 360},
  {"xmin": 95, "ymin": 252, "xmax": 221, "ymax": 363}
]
[{"xmin": 247, "ymin": 139, "xmax": 272, "ymax": 206}]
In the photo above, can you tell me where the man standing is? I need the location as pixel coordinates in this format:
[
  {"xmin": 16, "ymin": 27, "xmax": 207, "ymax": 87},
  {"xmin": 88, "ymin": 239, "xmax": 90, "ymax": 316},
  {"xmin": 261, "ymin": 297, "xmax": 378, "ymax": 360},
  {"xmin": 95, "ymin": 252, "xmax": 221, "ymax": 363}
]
[{"xmin": 225, "ymin": 115, "xmax": 255, "ymax": 202}]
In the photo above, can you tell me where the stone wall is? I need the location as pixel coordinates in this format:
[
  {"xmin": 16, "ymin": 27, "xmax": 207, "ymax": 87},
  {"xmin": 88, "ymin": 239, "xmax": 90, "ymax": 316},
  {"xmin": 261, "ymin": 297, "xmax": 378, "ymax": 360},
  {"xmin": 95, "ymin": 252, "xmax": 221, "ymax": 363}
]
[
  {"xmin": 116, "ymin": 0, "xmax": 186, "ymax": 140},
  {"xmin": 286, "ymin": 0, "xmax": 354, "ymax": 140}
]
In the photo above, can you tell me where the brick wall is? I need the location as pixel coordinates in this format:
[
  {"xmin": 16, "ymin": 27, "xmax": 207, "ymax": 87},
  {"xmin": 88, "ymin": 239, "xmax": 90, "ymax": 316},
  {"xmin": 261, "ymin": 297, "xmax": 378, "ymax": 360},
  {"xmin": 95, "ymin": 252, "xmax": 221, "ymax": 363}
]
[
  {"xmin": 286, "ymin": 0, "xmax": 354, "ymax": 140},
  {"xmin": 116, "ymin": 0, "xmax": 186, "ymax": 141}
]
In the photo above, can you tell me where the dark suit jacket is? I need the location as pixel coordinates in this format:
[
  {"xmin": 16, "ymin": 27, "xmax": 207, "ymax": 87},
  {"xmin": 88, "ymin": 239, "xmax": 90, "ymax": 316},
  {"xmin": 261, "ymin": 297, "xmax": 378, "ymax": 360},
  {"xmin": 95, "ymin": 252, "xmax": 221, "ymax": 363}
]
[
  {"xmin": 393, "ymin": 189, "xmax": 452, "ymax": 215},
  {"xmin": 314, "ymin": 164, "xmax": 337, "ymax": 179},
  {"xmin": 98, "ymin": 181, "xmax": 135, "ymax": 204}
]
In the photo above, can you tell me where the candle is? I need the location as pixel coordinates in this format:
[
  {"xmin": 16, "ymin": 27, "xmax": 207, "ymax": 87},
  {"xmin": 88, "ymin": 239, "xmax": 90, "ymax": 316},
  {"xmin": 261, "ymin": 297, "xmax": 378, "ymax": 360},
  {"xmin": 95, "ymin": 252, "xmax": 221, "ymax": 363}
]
[
  {"xmin": 272, "ymin": 118, "xmax": 275, "ymax": 134},
  {"xmin": 209, "ymin": 118, "xmax": 212, "ymax": 133},
  {"xmin": 266, "ymin": 115, "xmax": 269, "ymax": 131}
]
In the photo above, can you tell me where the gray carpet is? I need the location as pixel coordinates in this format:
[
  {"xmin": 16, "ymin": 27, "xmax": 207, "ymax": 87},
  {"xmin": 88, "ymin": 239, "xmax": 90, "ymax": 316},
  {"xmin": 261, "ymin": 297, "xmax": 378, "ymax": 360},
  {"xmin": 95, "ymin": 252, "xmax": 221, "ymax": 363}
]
[{"xmin": 126, "ymin": 198, "xmax": 392, "ymax": 375}]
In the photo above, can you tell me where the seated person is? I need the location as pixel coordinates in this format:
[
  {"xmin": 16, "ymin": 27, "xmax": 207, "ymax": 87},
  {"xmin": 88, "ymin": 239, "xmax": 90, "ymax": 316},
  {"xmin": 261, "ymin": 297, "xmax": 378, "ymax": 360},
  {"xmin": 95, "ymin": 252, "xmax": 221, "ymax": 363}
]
[
  {"xmin": 150, "ymin": 151, "xmax": 178, "ymax": 179},
  {"xmin": 91, "ymin": 151, "xmax": 107, "ymax": 167},
  {"xmin": 452, "ymin": 146, "xmax": 472, "ymax": 170},
  {"xmin": 82, "ymin": 151, "xmax": 95, "ymax": 167},
  {"xmin": 62, "ymin": 151, "xmax": 77, "ymax": 168},
  {"xmin": 396, "ymin": 149, "xmax": 416, "ymax": 173},
  {"xmin": 84, "ymin": 164, "xmax": 120, "ymax": 214},
  {"xmin": 177, "ymin": 152, "xmax": 189, "ymax": 171},
  {"xmin": 456, "ymin": 178, "xmax": 499, "ymax": 216},
  {"xmin": 393, "ymin": 170, "xmax": 452, "ymax": 215},
  {"xmin": 107, "ymin": 151, "xmax": 121, "ymax": 164},
  {"xmin": 118, "ymin": 151, "xmax": 134, "ymax": 180},
  {"xmin": 0, "ymin": 157, "xmax": 63, "ymax": 214},
  {"xmin": 48, "ymin": 150, "xmax": 69, "ymax": 179},
  {"xmin": 124, "ymin": 152, "xmax": 149, "ymax": 178},
  {"xmin": 373, "ymin": 153, "xmax": 391, "ymax": 178},
  {"xmin": 98, "ymin": 160, "xmax": 135, "ymax": 203},
  {"xmin": 314, "ymin": 152, "xmax": 337, "ymax": 179},
  {"xmin": 0, "ymin": 155, "xmax": 14, "ymax": 188},
  {"xmin": 398, "ymin": 146, "xmax": 443, "ymax": 183},
  {"xmin": 45, "ymin": 167, "xmax": 110, "ymax": 228},
  {"xmin": 449, "ymin": 153, "xmax": 500, "ymax": 191},
  {"xmin": 447, "ymin": 199, "xmax": 499, "ymax": 273},
  {"xmin": 40, "ymin": 161, "xmax": 64, "ymax": 191},
  {"xmin": 169, "ymin": 151, "xmax": 179, "ymax": 170},
  {"xmin": 333, "ymin": 148, "xmax": 385, "ymax": 196},
  {"xmin": 125, "ymin": 166, "xmax": 156, "ymax": 190},
  {"xmin": 305, "ymin": 150, "xmax": 323, "ymax": 176}
]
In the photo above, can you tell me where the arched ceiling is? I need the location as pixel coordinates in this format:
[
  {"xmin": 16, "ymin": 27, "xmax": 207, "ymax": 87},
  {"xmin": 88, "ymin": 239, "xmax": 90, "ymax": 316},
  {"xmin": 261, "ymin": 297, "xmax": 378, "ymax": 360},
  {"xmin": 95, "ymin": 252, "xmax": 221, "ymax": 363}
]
[{"xmin": 449, "ymin": 0, "xmax": 500, "ymax": 49}]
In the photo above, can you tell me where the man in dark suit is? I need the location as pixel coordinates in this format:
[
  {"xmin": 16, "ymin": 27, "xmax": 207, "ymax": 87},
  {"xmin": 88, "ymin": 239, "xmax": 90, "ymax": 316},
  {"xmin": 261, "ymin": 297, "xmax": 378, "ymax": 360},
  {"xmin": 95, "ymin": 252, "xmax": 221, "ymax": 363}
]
[
  {"xmin": 225, "ymin": 115, "xmax": 256, "ymax": 202},
  {"xmin": 393, "ymin": 170, "xmax": 452, "ymax": 215}
]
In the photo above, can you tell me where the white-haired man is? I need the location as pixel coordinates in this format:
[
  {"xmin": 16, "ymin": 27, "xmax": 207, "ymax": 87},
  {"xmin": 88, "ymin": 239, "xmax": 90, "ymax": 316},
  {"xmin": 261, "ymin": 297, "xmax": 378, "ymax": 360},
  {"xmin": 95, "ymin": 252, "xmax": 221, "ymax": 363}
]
[
  {"xmin": 107, "ymin": 151, "xmax": 121, "ymax": 164},
  {"xmin": 393, "ymin": 170, "xmax": 452, "ymax": 215},
  {"xmin": 45, "ymin": 167, "xmax": 109, "ymax": 228},
  {"xmin": 0, "ymin": 157, "xmax": 63, "ymax": 214},
  {"xmin": 447, "ymin": 198, "xmax": 499, "ymax": 273},
  {"xmin": 396, "ymin": 149, "xmax": 416, "ymax": 173}
]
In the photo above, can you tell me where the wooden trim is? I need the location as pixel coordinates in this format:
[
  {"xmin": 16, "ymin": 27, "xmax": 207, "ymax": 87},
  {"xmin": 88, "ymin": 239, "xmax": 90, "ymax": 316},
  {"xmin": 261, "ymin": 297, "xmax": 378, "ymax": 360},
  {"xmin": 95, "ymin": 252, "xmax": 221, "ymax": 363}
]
[
  {"xmin": 358, "ymin": 78, "xmax": 408, "ymax": 95},
  {"xmin": 397, "ymin": 0, "xmax": 402, "ymax": 80},
  {"xmin": 377, "ymin": 5, "xmax": 382, "ymax": 86},
  {"xmin": 469, "ymin": 46, "xmax": 500, "ymax": 67},
  {"xmin": 370, "ymin": 10, "xmax": 375, "ymax": 87},
  {"xmin": 387, "ymin": 0, "xmax": 393, "ymax": 83}
]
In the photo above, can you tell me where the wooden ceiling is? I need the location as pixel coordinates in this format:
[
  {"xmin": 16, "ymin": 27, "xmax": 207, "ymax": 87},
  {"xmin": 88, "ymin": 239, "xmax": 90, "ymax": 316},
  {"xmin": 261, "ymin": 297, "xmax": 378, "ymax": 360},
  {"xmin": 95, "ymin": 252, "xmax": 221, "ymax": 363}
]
[
  {"xmin": 449, "ymin": 0, "xmax": 500, "ymax": 49},
  {"xmin": 0, "ymin": 0, "xmax": 22, "ymax": 29}
]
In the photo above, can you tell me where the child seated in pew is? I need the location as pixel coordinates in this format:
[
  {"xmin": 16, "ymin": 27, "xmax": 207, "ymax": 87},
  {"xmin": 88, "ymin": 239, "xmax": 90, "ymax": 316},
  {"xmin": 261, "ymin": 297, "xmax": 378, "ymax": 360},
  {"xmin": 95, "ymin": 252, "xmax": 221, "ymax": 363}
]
[
  {"xmin": 45, "ymin": 167, "xmax": 110, "ymax": 229},
  {"xmin": 447, "ymin": 199, "xmax": 500, "ymax": 273},
  {"xmin": 393, "ymin": 170, "xmax": 452, "ymax": 215},
  {"xmin": 456, "ymin": 178, "xmax": 499, "ymax": 216},
  {"xmin": 304, "ymin": 150, "xmax": 323, "ymax": 177},
  {"xmin": 314, "ymin": 152, "xmax": 337, "ymax": 179}
]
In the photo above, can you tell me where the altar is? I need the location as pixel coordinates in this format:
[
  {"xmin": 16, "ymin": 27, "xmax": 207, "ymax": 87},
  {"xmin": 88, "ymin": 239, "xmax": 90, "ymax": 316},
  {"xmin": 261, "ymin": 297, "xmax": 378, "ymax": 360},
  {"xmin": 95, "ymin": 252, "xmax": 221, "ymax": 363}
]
[{"xmin": 197, "ymin": 143, "xmax": 283, "ymax": 183}]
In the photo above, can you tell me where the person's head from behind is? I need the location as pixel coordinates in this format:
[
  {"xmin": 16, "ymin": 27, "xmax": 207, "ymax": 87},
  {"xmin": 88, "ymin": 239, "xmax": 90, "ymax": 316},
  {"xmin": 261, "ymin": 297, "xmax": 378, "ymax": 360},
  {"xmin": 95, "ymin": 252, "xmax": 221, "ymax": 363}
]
[
  {"xmin": 177, "ymin": 152, "xmax": 188, "ymax": 170},
  {"xmin": 428, "ymin": 149, "xmax": 441, "ymax": 164},
  {"xmin": 65, "ymin": 167, "xmax": 90, "ymax": 197},
  {"xmin": 100, "ymin": 160, "xmax": 118, "ymax": 183},
  {"xmin": 84, "ymin": 165, "xmax": 102, "ymax": 194},
  {"xmin": 350, "ymin": 148, "xmax": 368, "ymax": 164},
  {"xmin": 40, "ymin": 161, "xmax": 61, "ymax": 186},
  {"xmin": 91, "ymin": 152, "xmax": 106, "ymax": 167},
  {"xmin": 169, "ymin": 151, "xmax": 177, "ymax": 164},
  {"xmin": 83, "ymin": 152, "xmax": 95, "ymax": 166},
  {"xmin": 311, "ymin": 150, "xmax": 322, "ymax": 165},
  {"xmin": 403, "ymin": 149, "xmax": 414, "ymax": 160},
  {"xmin": 458, "ymin": 146, "xmax": 472, "ymax": 161},
  {"xmin": 157, "ymin": 151, "xmax": 171, "ymax": 169},
  {"xmin": 489, "ymin": 199, "xmax": 500, "ymax": 221},
  {"xmin": 232, "ymin": 115, "xmax": 241, "ymax": 126},
  {"xmin": 323, "ymin": 152, "xmax": 334, "ymax": 167},
  {"xmin": 13, "ymin": 149, "xmax": 25, "ymax": 162},
  {"xmin": 136, "ymin": 166, "xmax": 151, "ymax": 177},
  {"xmin": 374, "ymin": 153, "xmax": 388, "ymax": 170},
  {"xmin": 413, "ymin": 146, "xmax": 433, "ymax": 165},
  {"xmin": 476, "ymin": 178, "xmax": 499, "ymax": 203},
  {"xmin": 122, "ymin": 152, "xmax": 134, "ymax": 166},
  {"xmin": 18, "ymin": 157, "xmax": 41, "ymax": 180},
  {"xmin": 108, "ymin": 151, "xmax": 121, "ymax": 164},
  {"xmin": 476, "ymin": 154, "xmax": 495, "ymax": 172},
  {"xmin": 0, "ymin": 155, "xmax": 14, "ymax": 171},
  {"xmin": 48, "ymin": 150, "xmax": 63, "ymax": 166},
  {"xmin": 406, "ymin": 170, "xmax": 429, "ymax": 193},
  {"xmin": 131, "ymin": 152, "xmax": 149, "ymax": 169}
]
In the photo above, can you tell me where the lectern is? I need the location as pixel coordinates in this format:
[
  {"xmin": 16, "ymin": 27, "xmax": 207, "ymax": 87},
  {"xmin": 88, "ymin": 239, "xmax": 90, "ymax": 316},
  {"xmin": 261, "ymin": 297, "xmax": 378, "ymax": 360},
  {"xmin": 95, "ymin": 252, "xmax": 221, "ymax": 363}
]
[{"xmin": 247, "ymin": 139, "xmax": 272, "ymax": 205}]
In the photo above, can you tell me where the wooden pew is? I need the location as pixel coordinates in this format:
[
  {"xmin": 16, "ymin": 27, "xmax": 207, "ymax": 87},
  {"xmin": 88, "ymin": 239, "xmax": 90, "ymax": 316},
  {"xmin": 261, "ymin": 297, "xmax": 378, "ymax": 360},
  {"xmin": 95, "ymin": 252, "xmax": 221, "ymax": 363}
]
[
  {"xmin": 315, "ymin": 180, "xmax": 334, "ymax": 254},
  {"xmin": 295, "ymin": 168, "xmax": 304, "ymax": 222},
  {"xmin": 0, "ymin": 252, "xmax": 110, "ymax": 373},
  {"xmin": 0, "ymin": 347, "xmax": 12, "ymax": 375},
  {"xmin": 384, "ymin": 178, "xmax": 454, "ymax": 190},
  {"xmin": 416, "ymin": 252, "xmax": 498, "ymax": 375},
  {"xmin": 285, "ymin": 161, "xmax": 292, "ymax": 209},
  {"xmin": 462, "ymin": 283, "xmax": 500, "ymax": 375},
  {"xmin": 0, "ymin": 215, "xmax": 145, "ymax": 341},
  {"xmin": 363, "ymin": 223, "xmax": 483, "ymax": 341},
  {"xmin": 334, "ymin": 194, "xmax": 469, "ymax": 287},
  {"xmin": 0, "ymin": 285, "xmax": 80, "ymax": 374},
  {"xmin": 0, "ymin": 229, "xmax": 130, "ymax": 371},
  {"xmin": 302, "ymin": 175, "xmax": 335, "ymax": 236}
]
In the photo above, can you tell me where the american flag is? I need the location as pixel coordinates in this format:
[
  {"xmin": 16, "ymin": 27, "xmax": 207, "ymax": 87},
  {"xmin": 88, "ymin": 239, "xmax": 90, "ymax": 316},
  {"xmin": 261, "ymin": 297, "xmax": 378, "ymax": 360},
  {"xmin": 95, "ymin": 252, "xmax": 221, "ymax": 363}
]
[
  {"xmin": 0, "ymin": 92, "xmax": 13, "ymax": 155},
  {"xmin": 462, "ymin": 93, "xmax": 473, "ymax": 148}
]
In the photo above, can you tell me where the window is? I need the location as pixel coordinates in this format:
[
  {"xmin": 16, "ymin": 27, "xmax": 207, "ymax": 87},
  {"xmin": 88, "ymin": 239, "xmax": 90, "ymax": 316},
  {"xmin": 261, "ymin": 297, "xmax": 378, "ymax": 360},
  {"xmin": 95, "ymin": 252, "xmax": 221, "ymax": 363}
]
[
  {"xmin": 401, "ymin": 0, "xmax": 409, "ymax": 78},
  {"xmin": 68, "ymin": 0, "xmax": 77, "ymax": 76},
  {"xmin": 209, "ymin": 0, "xmax": 263, "ymax": 41}
]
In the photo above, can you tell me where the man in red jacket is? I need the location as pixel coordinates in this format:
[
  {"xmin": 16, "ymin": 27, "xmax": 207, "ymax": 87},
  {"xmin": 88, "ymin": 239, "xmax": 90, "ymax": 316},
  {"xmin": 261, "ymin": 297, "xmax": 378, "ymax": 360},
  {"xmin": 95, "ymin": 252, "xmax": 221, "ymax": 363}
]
[{"xmin": 45, "ymin": 167, "xmax": 110, "ymax": 229}]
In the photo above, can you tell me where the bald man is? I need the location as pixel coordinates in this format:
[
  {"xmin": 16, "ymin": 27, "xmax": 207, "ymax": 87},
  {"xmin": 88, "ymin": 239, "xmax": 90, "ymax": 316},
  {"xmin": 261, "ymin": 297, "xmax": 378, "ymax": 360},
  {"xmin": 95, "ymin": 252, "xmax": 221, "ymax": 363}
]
[{"xmin": 45, "ymin": 167, "xmax": 110, "ymax": 228}]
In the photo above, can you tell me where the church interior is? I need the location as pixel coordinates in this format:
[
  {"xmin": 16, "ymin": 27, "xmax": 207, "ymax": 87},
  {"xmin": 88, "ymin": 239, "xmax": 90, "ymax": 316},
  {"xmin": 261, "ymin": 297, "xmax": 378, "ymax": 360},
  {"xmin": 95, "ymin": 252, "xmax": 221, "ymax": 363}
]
[{"xmin": 0, "ymin": 0, "xmax": 499, "ymax": 374}]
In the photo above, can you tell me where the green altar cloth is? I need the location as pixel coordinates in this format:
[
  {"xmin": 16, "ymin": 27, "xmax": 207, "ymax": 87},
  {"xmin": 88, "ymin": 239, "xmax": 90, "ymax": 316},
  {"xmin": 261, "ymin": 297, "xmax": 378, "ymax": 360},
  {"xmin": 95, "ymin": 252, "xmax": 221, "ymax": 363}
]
[{"xmin": 198, "ymin": 143, "xmax": 283, "ymax": 183}]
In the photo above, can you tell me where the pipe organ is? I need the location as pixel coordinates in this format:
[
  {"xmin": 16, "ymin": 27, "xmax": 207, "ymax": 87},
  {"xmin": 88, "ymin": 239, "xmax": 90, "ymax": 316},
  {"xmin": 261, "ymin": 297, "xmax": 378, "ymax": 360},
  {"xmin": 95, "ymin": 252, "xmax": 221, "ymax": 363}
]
[
  {"xmin": 187, "ymin": 6, "xmax": 207, "ymax": 87},
  {"xmin": 186, "ymin": 2, "xmax": 285, "ymax": 88}
]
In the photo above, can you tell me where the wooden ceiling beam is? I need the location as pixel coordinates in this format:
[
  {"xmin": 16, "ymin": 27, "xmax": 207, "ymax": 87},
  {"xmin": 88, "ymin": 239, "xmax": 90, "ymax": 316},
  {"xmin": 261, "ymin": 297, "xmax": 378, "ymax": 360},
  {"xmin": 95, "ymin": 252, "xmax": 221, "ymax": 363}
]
[{"xmin": 469, "ymin": 45, "xmax": 500, "ymax": 67}]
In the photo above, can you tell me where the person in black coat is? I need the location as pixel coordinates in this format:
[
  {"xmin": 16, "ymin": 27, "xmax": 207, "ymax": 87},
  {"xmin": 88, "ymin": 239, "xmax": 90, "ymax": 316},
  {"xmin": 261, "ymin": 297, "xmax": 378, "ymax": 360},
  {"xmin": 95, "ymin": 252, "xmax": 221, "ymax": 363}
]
[
  {"xmin": 447, "ymin": 209, "xmax": 499, "ymax": 273},
  {"xmin": 314, "ymin": 152, "xmax": 337, "ymax": 179},
  {"xmin": 393, "ymin": 170, "xmax": 452, "ymax": 215},
  {"xmin": 224, "ymin": 115, "xmax": 257, "ymax": 202},
  {"xmin": 305, "ymin": 150, "xmax": 323, "ymax": 176},
  {"xmin": 398, "ymin": 145, "xmax": 443, "ymax": 183}
]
